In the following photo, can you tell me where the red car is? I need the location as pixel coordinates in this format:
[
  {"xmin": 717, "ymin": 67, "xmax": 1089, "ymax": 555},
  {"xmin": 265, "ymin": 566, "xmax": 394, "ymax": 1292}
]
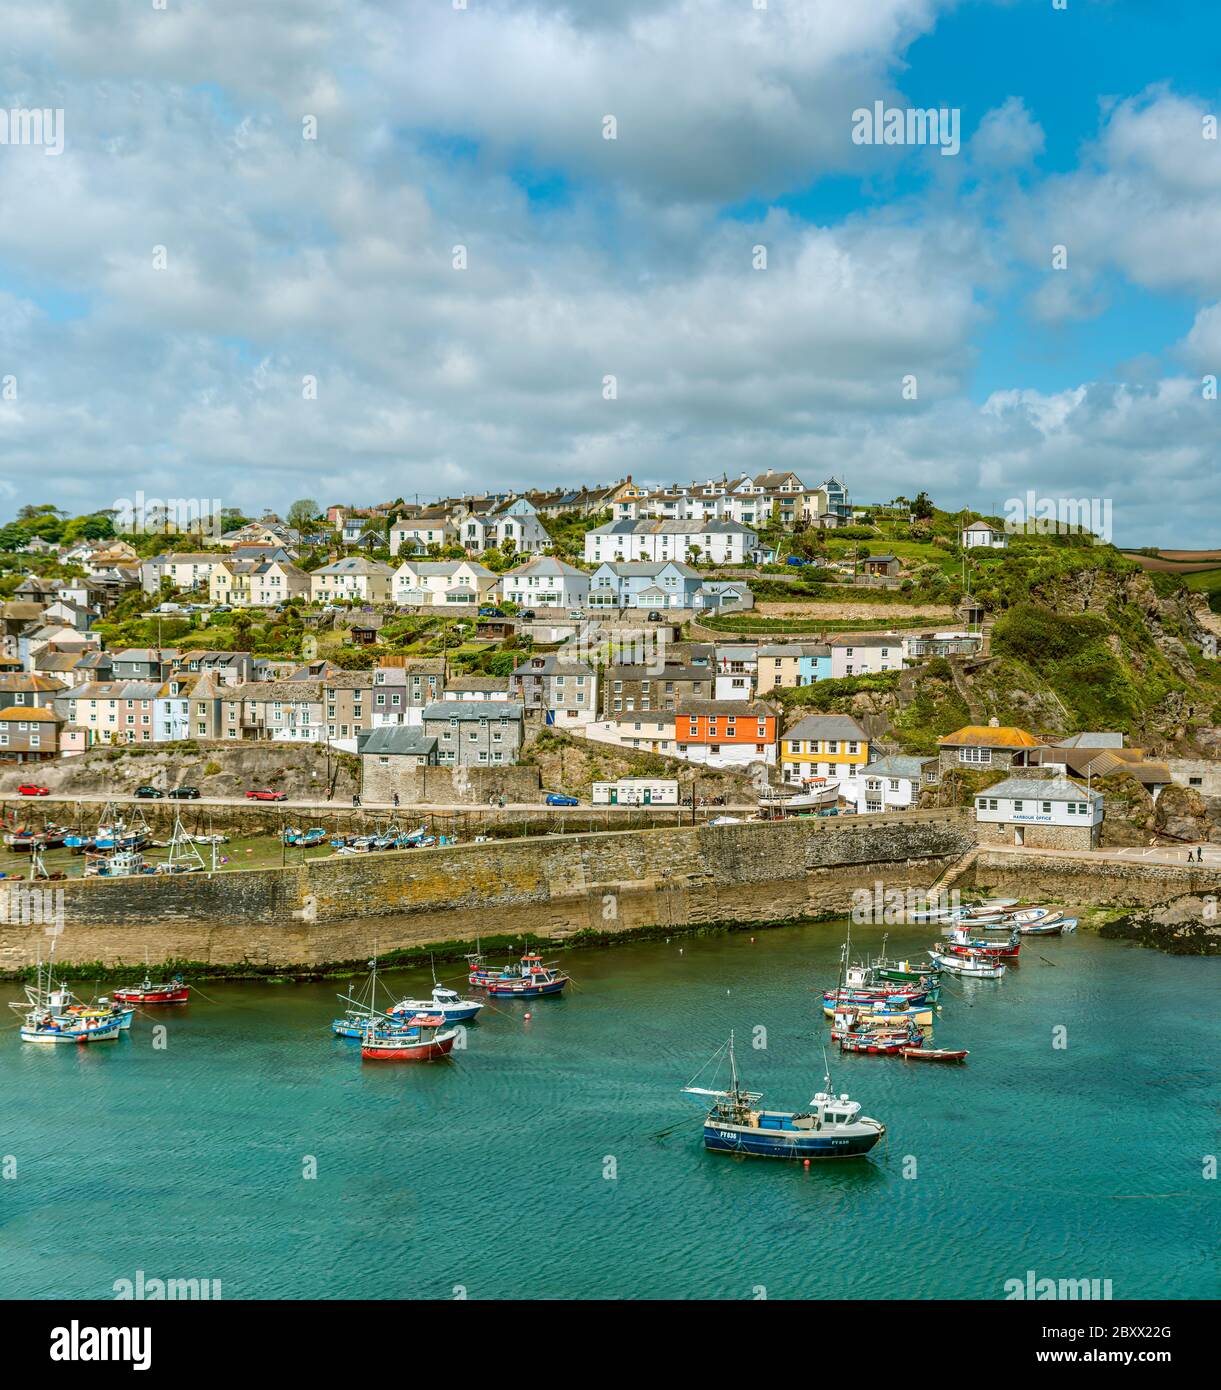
[
  {"xmin": 16, "ymin": 784, "xmax": 50, "ymax": 796},
  {"xmin": 245, "ymin": 789, "xmax": 288, "ymax": 802}
]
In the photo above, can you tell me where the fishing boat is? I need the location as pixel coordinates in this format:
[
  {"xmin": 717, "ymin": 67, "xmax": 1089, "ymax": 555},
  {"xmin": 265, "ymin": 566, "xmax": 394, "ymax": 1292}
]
[
  {"xmin": 872, "ymin": 959, "xmax": 941, "ymax": 984},
  {"xmin": 83, "ymin": 846, "xmax": 148, "ymax": 878},
  {"xmin": 681, "ymin": 1035, "xmax": 886, "ymax": 1159},
  {"xmin": 839, "ymin": 1025, "xmax": 923, "ymax": 1055},
  {"xmin": 821, "ymin": 983, "xmax": 933, "ymax": 1011},
  {"xmin": 854, "ymin": 1002, "xmax": 936, "ymax": 1027},
  {"xmin": 869, "ymin": 936, "xmax": 941, "ymax": 984},
  {"xmin": 57, "ymin": 999, "xmax": 136, "ymax": 1030},
  {"xmin": 112, "ymin": 973, "xmax": 190, "ymax": 1005},
  {"xmin": 1017, "ymin": 914, "xmax": 1077, "ymax": 936},
  {"xmin": 927, "ymin": 947, "xmax": 1006, "ymax": 979},
  {"xmin": 388, "ymin": 982, "xmax": 483, "ymax": 1024},
  {"xmin": 332, "ymin": 956, "xmax": 395, "ymax": 1037},
  {"xmin": 901, "ymin": 1046, "xmax": 968, "ymax": 1063},
  {"xmin": 11, "ymin": 956, "xmax": 135, "ymax": 1032},
  {"xmin": 942, "ymin": 926, "xmax": 1021, "ymax": 959},
  {"xmin": 360, "ymin": 1013, "xmax": 459, "ymax": 1061},
  {"xmin": 469, "ymin": 950, "xmax": 569, "ymax": 998},
  {"xmin": 20, "ymin": 1011, "xmax": 123, "ymax": 1044}
]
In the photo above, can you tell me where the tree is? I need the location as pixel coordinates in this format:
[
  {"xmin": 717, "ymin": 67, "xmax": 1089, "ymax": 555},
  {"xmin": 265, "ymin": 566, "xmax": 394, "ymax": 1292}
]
[
  {"xmin": 287, "ymin": 499, "xmax": 320, "ymax": 532},
  {"xmin": 911, "ymin": 491, "xmax": 935, "ymax": 520}
]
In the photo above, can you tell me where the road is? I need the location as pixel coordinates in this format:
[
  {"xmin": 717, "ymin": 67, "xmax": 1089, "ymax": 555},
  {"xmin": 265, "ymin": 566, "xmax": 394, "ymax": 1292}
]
[
  {"xmin": 984, "ymin": 843, "xmax": 1221, "ymax": 869},
  {"xmin": 0, "ymin": 792, "xmax": 756, "ymax": 815}
]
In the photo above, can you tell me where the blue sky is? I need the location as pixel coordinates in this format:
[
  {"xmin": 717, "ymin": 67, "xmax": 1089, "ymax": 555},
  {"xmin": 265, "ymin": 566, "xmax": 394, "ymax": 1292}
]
[{"xmin": 0, "ymin": 0, "xmax": 1218, "ymax": 544}]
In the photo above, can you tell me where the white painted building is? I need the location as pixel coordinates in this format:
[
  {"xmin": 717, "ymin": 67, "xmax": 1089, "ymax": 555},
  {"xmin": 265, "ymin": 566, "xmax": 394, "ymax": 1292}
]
[
  {"xmin": 392, "ymin": 560, "xmax": 497, "ymax": 608},
  {"xmin": 592, "ymin": 777, "xmax": 680, "ymax": 806},
  {"xmin": 840, "ymin": 755, "xmax": 935, "ymax": 814},
  {"xmin": 309, "ymin": 557, "xmax": 395, "ymax": 604},
  {"xmin": 583, "ymin": 519, "xmax": 757, "ymax": 566},
  {"xmin": 974, "ymin": 775, "xmax": 1103, "ymax": 848},
  {"xmin": 828, "ymin": 635, "xmax": 904, "ymax": 679},
  {"xmin": 499, "ymin": 558, "xmax": 590, "ymax": 611},
  {"xmin": 961, "ymin": 520, "xmax": 1008, "ymax": 549}
]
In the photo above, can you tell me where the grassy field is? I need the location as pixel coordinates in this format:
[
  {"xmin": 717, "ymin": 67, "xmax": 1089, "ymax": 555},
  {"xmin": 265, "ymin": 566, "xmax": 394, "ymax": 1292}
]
[{"xmin": 1183, "ymin": 568, "xmax": 1221, "ymax": 594}]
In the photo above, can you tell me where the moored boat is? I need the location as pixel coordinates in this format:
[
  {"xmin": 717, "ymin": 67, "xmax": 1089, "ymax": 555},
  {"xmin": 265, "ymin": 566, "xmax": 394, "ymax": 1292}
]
[
  {"xmin": 112, "ymin": 974, "xmax": 190, "ymax": 1005},
  {"xmin": 901, "ymin": 1046, "xmax": 968, "ymax": 1062},
  {"xmin": 360, "ymin": 1013, "xmax": 458, "ymax": 1061},
  {"xmin": 681, "ymin": 1035, "xmax": 885, "ymax": 1159},
  {"xmin": 20, "ymin": 1012, "xmax": 123, "ymax": 1044},
  {"xmin": 388, "ymin": 983, "xmax": 483, "ymax": 1024},
  {"xmin": 927, "ymin": 947, "xmax": 1006, "ymax": 979},
  {"xmin": 838, "ymin": 1026, "xmax": 922, "ymax": 1056},
  {"xmin": 942, "ymin": 926, "xmax": 1021, "ymax": 959},
  {"xmin": 470, "ymin": 950, "xmax": 569, "ymax": 998}
]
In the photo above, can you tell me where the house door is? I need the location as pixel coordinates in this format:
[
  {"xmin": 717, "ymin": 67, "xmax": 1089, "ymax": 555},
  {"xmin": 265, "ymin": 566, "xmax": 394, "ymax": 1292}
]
[
  {"xmin": 1014, "ymin": 826, "xmax": 1024, "ymax": 847},
  {"xmin": 609, "ymin": 789, "xmax": 617, "ymax": 805},
  {"xmin": 643, "ymin": 788, "xmax": 651, "ymax": 805}
]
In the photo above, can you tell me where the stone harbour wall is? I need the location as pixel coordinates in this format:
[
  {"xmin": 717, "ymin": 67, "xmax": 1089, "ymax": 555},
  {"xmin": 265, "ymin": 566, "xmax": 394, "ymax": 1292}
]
[
  {"xmin": 968, "ymin": 849, "xmax": 1221, "ymax": 907},
  {"xmin": 0, "ymin": 810, "xmax": 974, "ymax": 972}
]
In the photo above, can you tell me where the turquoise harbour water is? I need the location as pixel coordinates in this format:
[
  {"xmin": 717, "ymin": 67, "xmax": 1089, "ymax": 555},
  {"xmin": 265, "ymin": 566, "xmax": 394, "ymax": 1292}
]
[{"xmin": 0, "ymin": 923, "xmax": 1216, "ymax": 1301}]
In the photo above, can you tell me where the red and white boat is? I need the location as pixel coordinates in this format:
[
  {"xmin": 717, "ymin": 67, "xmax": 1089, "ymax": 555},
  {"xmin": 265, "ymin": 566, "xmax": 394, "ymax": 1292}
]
[
  {"xmin": 360, "ymin": 1013, "xmax": 458, "ymax": 1062},
  {"xmin": 112, "ymin": 973, "xmax": 190, "ymax": 1005}
]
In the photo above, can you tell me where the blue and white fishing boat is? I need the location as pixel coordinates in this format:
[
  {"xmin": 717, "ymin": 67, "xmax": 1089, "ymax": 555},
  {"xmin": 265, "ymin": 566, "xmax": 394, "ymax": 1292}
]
[
  {"xmin": 682, "ymin": 1036, "xmax": 885, "ymax": 1160},
  {"xmin": 10, "ymin": 957, "xmax": 131, "ymax": 1043},
  {"xmin": 389, "ymin": 983, "xmax": 483, "ymax": 1024},
  {"xmin": 332, "ymin": 956, "xmax": 396, "ymax": 1037}
]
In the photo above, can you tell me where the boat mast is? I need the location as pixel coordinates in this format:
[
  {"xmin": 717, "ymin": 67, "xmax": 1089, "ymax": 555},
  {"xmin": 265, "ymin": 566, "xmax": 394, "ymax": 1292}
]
[{"xmin": 728, "ymin": 1029, "xmax": 738, "ymax": 1095}]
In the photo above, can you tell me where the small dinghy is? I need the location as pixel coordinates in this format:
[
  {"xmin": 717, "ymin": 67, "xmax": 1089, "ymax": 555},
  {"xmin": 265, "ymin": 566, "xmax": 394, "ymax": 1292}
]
[{"xmin": 901, "ymin": 1046, "xmax": 968, "ymax": 1062}]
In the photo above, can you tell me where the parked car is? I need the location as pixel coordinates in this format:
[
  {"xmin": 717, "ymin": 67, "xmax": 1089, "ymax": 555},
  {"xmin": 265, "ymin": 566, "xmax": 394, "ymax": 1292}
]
[
  {"xmin": 545, "ymin": 793, "xmax": 579, "ymax": 807},
  {"xmin": 521, "ymin": 609, "xmax": 536, "ymax": 620},
  {"xmin": 16, "ymin": 783, "xmax": 50, "ymax": 796},
  {"xmin": 245, "ymin": 789, "xmax": 287, "ymax": 802},
  {"xmin": 135, "ymin": 786, "xmax": 165, "ymax": 799},
  {"xmin": 647, "ymin": 610, "xmax": 662, "ymax": 622},
  {"xmin": 786, "ymin": 556, "xmax": 807, "ymax": 567},
  {"xmin": 168, "ymin": 786, "xmax": 200, "ymax": 799},
  {"xmin": 478, "ymin": 606, "xmax": 506, "ymax": 617}
]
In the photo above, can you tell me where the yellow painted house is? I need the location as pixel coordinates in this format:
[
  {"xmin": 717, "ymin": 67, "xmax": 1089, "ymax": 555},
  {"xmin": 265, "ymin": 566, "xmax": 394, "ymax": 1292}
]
[
  {"xmin": 780, "ymin": 713, "xmax": 870, "ymax": 787},
  {"xmin": 209, "ymin": 559, "xmax": 255, "ymax": 607}
]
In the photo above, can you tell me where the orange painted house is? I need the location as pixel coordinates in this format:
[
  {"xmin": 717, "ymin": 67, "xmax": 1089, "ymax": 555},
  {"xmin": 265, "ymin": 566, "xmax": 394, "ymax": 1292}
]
[{"xmin": 675, "ymin": 699, "xmax": 778, "ymax": 767}]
